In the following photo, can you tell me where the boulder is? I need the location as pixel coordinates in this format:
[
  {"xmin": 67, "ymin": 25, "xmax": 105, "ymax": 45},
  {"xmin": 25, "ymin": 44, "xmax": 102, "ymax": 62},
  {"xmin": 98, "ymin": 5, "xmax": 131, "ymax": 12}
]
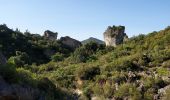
[{"xmin": 60, "ymin": 36, "xmax": 82, "ymax": 50}]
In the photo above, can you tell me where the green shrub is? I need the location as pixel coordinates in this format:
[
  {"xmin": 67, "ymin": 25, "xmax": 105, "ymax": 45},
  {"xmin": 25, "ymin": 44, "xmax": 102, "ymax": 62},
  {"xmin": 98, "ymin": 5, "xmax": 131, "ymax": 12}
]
[
  {"xmin": 77, "ymin": 66, "xmax": 100, "ymax": 80},
  {"xmin": 142, "ymin": 77, "xmax": 166, "ymax": 89},
  {"xmin": 71, "ymin": 42, "xmax": 103, "ymax": 63},
  {"xmin": 143, "ymin": 88, "xmax": 155, "ymax": 100},
  {"xmin": 71, "ymin": 47, "xmax": 89, "ymax": 63},
  {"xmin": 8, "ymin": 51, "xmax": 30, "ymax": 67},
  {"xmin": 17, "ymin": 68, "xmax": 37, "ymax": 87},
  {"xmin": 114, "ymin": 83, "xmax": 142, "ymax": 100},
  {"xmin": 0, "ymin": 64, "xmax": 18, "ymax": 83},
  {"xmin": 37, "ymin": 77, "xmax": 56, "ymax": 92},
  {"xmin": 38, "ymin": 62, "xmax": 57, "ymax": 72},
  {"xmin": 157, "ymin": 67, "xmax": 170, "ymax": 76},
  {"xmin": 105, "ymin": 55, "xmax": 140, "ymax": 72},
  {"xmin": 93, "ymin": 81, "xmax": 115, "ymax": 98},
  {"xmin": 51, "ymin": 53, "xmax": 64, "ymax": 62},
  {"xmin": 48, "ymin": 68, "xmax": 76, "ymax": 88},
  {"xmin": 110, "ymin": 71, "xmax": 127, "ymax": 84}
]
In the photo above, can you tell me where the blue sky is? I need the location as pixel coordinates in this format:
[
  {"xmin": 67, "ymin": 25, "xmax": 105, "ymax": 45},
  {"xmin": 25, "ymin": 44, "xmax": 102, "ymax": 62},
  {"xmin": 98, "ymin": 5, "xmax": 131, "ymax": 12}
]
[{"xmin": 0, "ymin": 0, "xmax": 170, "ymax": 41}]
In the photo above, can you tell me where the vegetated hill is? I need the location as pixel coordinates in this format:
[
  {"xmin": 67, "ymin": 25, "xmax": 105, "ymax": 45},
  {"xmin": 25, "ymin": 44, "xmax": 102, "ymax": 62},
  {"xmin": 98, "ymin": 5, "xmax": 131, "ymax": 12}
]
[
  {"xmin": 0, "ymin": 24, "xmax": 75, "ymax": 65},
  {"xmin": 1, "ymin": 25, "xmax": 170, "ymax": 100},
  {"xmin": 81, "ymin": 37, "xmax": 104, "ymax": 45},
  {"xmin": 37, "ymin": 26, "xmax": 170, "ymax": 100}
]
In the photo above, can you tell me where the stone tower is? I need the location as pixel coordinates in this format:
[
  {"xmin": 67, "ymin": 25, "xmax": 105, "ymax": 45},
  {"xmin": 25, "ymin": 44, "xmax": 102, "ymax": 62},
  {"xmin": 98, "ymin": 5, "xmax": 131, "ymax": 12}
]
[{"xmin": 103, "ymin": 25, "xmax": 128, "ymax": 47}]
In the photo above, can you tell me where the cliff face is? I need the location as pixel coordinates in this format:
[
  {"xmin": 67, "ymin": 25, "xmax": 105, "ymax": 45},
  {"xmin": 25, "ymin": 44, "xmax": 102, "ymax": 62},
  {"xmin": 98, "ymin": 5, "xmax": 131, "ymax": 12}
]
[
  {"xmin": 103, "ymin": 25, "xmax": 128, "ymax": 47},
  {"xmin": 0, "ymin": 76, "xmax": 43, "ymax": 100}
]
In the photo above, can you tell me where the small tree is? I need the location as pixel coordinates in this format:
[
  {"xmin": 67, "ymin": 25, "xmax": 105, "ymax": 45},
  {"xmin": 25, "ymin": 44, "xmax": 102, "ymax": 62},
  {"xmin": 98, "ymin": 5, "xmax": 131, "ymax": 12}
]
[
  {"xmin": 8, "ymin": 51, "xmax": 30, "ymax": 67},
  {"xmin": 51, "ymin": 53, "xmax": 64, "ymax": 62}
]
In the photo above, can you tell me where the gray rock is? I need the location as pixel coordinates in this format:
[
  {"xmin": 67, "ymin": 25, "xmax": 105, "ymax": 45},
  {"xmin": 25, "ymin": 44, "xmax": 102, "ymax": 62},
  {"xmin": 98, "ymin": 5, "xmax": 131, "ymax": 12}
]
[
  {"xmin": 44, "ymin": 30, "xmax": 58, "ymax": 40},
  {"xmin": 158, "ymin": 85, "xmax": 170, "ymax": 95},
  {"xmin": 0, "ymin": 76, "xmax": 43, "ymax": 100},
  {"xmin": 103, "ymin": 25, "xmax": 128, "ymax": 47},
  {"xmin": 60, "ymin": 36, "xmax": 82, "ymax": 50}
]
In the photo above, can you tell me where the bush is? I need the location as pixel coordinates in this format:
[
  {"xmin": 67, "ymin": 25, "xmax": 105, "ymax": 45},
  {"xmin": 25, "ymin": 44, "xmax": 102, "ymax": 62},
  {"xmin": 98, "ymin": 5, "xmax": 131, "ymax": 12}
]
[
  {"xmin": 110, "ymin": 71, "xmax": 127, "ymax": 84},
  {"xmin": 92, "ymin": 81, "xmax": 115, "ymax": 98},
  {"xmin": 51, "ymin": 53, "xmax": 64, "ymax": 62},
  {"xmin": 77, "ymin": 66, "xmax": 100, "ymax": 80},
  {"xmin": 38, "ymin": 62, "xmax": 57, "ymax": 72},
  {"xmin": 37, "ymin": 77, "xmax": 56, "ymax": 92},
  {"xmin": 17, "ymin": 68, "xmax": 37, "ymax": 87},
  {"xmin": 142, "ymin": 77, "xmax": 166, "ymax": 90},
  {"xmin": 8, "ymin": 51, "xmax": 30, "ymax": 67},
  {"xmin": 114, "ymin": 83, "xmax": 142, "ymax": 100},
  {"xmin": 105, "ymin": 55, "xmax": 140, "ymax": 72},
  {"xmin": 157, "ymin": 67, "xmax": 170, "ymax": 76},
  {"xmin": 0, "ymin": 64, "xmax": 18, "ymax": 83},
  {"xmin": 71, "ymin": 47, "xmax": 89, "ymax": 63},
  {"xmin": 143, "ymin": 88, "xmax": 155, "ymax": 100},
  {"xmin": 71, "ymin": 42, "xmax": 103, "ymax": 63},
  {"xmin": 48, "ymin": 68, "xmax": 76, "ymax": 88}
]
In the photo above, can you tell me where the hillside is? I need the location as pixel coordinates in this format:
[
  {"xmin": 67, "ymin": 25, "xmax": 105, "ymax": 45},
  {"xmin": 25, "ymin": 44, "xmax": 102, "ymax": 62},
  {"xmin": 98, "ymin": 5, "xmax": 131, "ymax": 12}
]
[
  {"xmin": 0, "ymin": 25, "xmax": 170, "ymax": 100},
  {"xmin": 0, "ymin": 24, "xmax": 76, "ymax": 65},
  {"xmin": 82, "ymin": 37, "xmax": 104, "ymax": 45}
]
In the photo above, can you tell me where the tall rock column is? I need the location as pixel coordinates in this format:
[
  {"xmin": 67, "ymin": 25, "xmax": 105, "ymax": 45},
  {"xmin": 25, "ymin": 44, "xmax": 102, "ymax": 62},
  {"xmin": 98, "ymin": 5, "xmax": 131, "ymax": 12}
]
[{"xmin": 103, "ymin": 25, "xmax": 128, "ymax": 47}]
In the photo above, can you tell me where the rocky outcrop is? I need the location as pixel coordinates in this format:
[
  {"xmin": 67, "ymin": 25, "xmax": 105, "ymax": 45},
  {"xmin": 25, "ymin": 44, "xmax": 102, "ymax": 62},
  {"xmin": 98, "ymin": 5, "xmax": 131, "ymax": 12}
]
[
  {"xmin": 44, "ymin": 30, "xmax": 58, "ymax": 40},
  {"xmin": 0, "ymin": 76, "xmax": 44, "ymax": 100},
  {"xmin": 0, "ymin": 51, "xmax": 6, "ymax": 65},
  {"xmin": 103, "ymin": 25, "xmax": 128, "ymax": 47},
  {"xmin": 60, "ymin": 36, "xmax": 82, "ymax": 50}
]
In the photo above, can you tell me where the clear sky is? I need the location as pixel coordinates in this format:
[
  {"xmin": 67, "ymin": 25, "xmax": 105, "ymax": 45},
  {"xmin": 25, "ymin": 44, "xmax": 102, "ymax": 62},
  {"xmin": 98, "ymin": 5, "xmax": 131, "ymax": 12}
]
[{"xmin": 0, "ymin": 0, "xmax": 170, "ymax": 41}]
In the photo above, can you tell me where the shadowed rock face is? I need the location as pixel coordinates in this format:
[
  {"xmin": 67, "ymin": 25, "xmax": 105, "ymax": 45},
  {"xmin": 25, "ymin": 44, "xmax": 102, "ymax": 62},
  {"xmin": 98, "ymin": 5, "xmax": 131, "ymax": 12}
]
[
  {"xmin": 0, "ymin": 51, "xmax": 6, "ymax": 65},
  {"xmin": 103, "ymin": 25, "xmax": 128, "ymax": 47},
  {"xmin": 0, "ymin": 76, "xmax": 43, "ymax": 100},
  {"xmin": 60, "ymin": 36, "xmax": 82, "ymax": 50},
  {"xmin": 44, "ymin": 30, "xmax": 58, "ymax": 40}
]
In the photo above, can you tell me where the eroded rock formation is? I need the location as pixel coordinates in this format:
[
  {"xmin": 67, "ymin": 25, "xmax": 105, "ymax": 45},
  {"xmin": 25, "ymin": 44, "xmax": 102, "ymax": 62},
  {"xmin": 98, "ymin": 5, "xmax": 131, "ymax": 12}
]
[
  {"xmin": 44, "ymin": 30, "xmax": 58, "ymax": 40},
  {"xmin": 103, "ymin": 25, "xmax": 128, "ymax": 47},
  {"xmin": 0, "ymin": 76, "xmax": 43, "ymax": 100},
  {"xmin": 60, "ymin": 36, "xmax": 82, "ymax": 50}
]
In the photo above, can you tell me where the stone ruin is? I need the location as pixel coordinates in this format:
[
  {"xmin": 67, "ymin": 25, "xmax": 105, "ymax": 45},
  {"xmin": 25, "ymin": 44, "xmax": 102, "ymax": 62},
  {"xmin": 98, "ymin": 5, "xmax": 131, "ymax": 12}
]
[
  {"xmin": 44, "ymin": 30, "xmax": 58, "ymax": 40},
  {"xmin": 60, "ymin": 36, "xmax": 82, "ymax": 50},
  {"xmin": 103, "ymin": 25, "xmax": 128, "ymax": 47}
]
